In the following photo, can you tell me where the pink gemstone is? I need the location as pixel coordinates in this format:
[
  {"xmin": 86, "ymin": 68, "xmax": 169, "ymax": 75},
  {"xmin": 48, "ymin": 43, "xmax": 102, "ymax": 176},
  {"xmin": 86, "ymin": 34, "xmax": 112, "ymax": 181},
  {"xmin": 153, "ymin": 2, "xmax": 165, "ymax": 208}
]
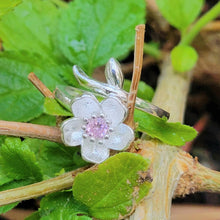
[{"xmin": 85, "ymin": 117, "xmax": 109, "ymax": 138}]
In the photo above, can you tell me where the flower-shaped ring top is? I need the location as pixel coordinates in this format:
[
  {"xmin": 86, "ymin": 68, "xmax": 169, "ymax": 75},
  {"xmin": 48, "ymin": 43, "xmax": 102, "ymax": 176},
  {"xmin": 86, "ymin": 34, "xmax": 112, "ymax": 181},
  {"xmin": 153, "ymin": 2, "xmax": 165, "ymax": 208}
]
[{"xmin": 61, "ymin": 94, "xmax": 134, "ymax": 164}]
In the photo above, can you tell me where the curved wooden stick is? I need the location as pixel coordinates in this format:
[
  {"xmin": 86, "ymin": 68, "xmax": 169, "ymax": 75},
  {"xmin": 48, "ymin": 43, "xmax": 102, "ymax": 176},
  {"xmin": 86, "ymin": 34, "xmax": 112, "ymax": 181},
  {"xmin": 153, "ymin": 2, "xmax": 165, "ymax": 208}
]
[
  {"xmin": 28, "ymin": 72, "xmax": 54, "ymax": 98},
  {"xmin": 0, "ymin": 120, "xmax": 62, "ymax": 143},
  {"xmin": 0, "ymin": 167, "xmax": 87, "ymax": 206}
]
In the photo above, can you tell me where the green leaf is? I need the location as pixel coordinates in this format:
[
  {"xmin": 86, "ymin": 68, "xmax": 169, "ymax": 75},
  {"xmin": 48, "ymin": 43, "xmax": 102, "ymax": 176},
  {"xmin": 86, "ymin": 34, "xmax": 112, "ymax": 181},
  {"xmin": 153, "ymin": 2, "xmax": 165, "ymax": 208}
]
[
  {"xmin": 25, "ymin": 211, "xmax": 41, "ymax": 220},
  {"xmin": 44, "ymin": 98, "xmax": 73, "ymax": 116},
  {"xmin": 56, "ymin": 0, "xmax": 146, "ymax": 74},
  {"xmin": 0, "ymin": 137, "xmax": 43, "ymax": 181},
  {"xmin": 0, "ymin": 51, "xmax": 67, "ymax": 122},
  {"xmin": 156, "ymin": 0, "xmax": 204, "ymax": 30},
  {"xmin": 0, "ymin": 163, "xmax": 13, "ymax": 186},
  {"xmin": 0, "ymin": 202, "xmax": 18, "ymax": 214},
  {"xmin": 171, "ymin": 45, "xmax": 198, "ymax": 72},
  {"xmin": 30, "ymin": 114, "xmax": 57, "ymax": 126},
  {"xmin": 0, "ymin": 135, "xmax": 6, "ymax": 146},
  {"xmin": 123, "ymin": 79, "xmax": 154, "ymax": 101},
  {"xmin": 23, "ymin": 139, "xmax": 87, "ymax": 179},
  {"xmin": 0, "ymin": 0, "xmax": 21, "ymax": 17},
  {"xmin": 72, "ymin": 153, "xmax": 151, "ymax": 220},
  {"xmin": 0, "ymin": 137, "xmax": 43, "ymax": 215},
  {"xmin": 38, "ymin": 144, "xmax": 88, "ymax": 179},
  {"xmin": 35, "ymin": 191, "xmax": 91, "ymax": 219},
  {"xmin": 41, "ymin": 209, "xmax": 92, "ymax": 220},
  {"xmin": 134, "ymin": 109, "xmax": 197, "ymax": 146},
  {"xmin": 0, "ymin": 0, "xmax": 61, "ymax": 62}
]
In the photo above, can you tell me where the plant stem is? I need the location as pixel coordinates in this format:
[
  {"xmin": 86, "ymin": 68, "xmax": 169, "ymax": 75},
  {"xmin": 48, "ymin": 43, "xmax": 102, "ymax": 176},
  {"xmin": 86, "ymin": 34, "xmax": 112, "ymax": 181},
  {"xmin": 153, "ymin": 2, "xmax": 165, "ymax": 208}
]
[
  {"xmin": 28, "ymin": 73, "xmax": 54, "ymax": 98},
  {"xmin": 129, "ymin": 55, "xmax": 193, "ymax": 220},
  {"xmin": 0, "ymin": 120, "xmax": 62, "ymax": 143},
  {"xmin": 181, "ymin": 2, "xmax": 220, "ymax": 45},
  {"xmin": 143, "ymin": 43, "xmax": 161, "ymax": 59},
  {"xmin": 0, "ymin": 167, "xmax": 87, "ymax": 206},
  {"xmin": 175, "ymin": 153, "xmax": 220, "ymax": 197},
  {"xmin": 151, "ymin": 56, "xmax": 192, "ymax": 123},
  {"xmin": 129, "ymin": 55, "xmax": 220, "ymax": 220},
  {"xmin": 196, "ymin": 163, "xmax": 220, "ymax": 193},
  {"xmin": 125, "ymin": 24, "xmax": 145, "ymax": 129}
]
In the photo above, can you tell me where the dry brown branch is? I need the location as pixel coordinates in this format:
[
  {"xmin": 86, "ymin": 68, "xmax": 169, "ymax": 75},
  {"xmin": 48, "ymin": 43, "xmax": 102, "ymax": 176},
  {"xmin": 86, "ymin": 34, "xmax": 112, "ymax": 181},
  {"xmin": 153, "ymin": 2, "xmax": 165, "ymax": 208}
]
[
  {"xmin": 125, "ymin": 24, "xmax": 145, "ymax": 129},
  {"xmin": 202, "ymin": 21, "xmax": 220, "ymax": 32},
  {"xmin": 28, "ymin": 72, "xmax": 54, "ymax": 98},
  {"xmin": 129, "ymin": 56, "xmax": 193, "ymax": 220},
  {"xmin": 0, "ymin": 167, "xmax": 88, "ymax": 206},
  {"xmin": 0, "ymin": 120, "xmax": 62, "ymax": 143}
]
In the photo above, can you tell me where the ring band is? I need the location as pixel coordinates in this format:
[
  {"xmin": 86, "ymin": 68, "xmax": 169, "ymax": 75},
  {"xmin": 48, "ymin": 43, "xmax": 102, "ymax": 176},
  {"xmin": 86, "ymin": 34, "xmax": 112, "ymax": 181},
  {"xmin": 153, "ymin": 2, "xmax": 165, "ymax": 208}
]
[{"xmin": 55, "ymin": 58, "xmax": 170, "ymax": 119}]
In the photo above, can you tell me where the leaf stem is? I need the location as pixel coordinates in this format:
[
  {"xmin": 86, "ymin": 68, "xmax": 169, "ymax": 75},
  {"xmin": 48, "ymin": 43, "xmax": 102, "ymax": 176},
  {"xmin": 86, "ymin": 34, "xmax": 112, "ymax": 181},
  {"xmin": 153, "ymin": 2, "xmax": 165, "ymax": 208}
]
[
  {"xmin": 0, "ymin": 167, "xmax": 88, "ymax": 206},
  {"xmin": 125, "ymin": 24, "xmax": 145, "ymax": 129},
  {"xmin": 181, "ymin": 2, "xmax": 220, "ymax": 45},
  {"xmin": 143, "ymin": 43, "xmax": 161, "ymax": 59},
  {"xmin": 28, "ymin": 72, "xmax": 54, "ymax": 98},
  {"xmin": 0, "ymin": 120, "xmax": 62, "ymax": 143}
]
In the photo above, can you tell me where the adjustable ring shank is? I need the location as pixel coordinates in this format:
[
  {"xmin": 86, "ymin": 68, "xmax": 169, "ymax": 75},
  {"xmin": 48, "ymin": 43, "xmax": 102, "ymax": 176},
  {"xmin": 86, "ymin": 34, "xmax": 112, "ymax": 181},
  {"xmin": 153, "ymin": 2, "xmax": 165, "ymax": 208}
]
[{"xmin": 55, "ymin": 85, "xmax": 170, "ymax": 119}]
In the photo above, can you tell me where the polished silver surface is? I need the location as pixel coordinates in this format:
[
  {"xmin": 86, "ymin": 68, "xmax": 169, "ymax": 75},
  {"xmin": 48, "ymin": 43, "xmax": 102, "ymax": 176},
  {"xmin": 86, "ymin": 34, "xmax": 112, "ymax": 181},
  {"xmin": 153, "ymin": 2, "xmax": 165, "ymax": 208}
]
[
  {"xmin": 55, "ymin": 58, "xmax": 170, "ymax": 119},
  {"xmin": 105, "ymin": 58, "xmax": 124, "ymax": 88},
  {"xmin": 58, "ymin": 58, "xmax": 170, "ymax": 164},
  {"xmin": 72, "ymin": 64, "xmax": 170, "ymax": 119}
]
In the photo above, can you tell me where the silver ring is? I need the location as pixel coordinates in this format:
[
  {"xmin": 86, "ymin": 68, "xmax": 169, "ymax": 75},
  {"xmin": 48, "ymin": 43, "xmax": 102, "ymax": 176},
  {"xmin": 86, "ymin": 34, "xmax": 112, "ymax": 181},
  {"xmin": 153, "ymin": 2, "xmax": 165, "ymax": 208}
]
[
  {"xmin": 55, "ymin": 58, "xmax": 170, "ymax": 119},
  {"xmin": 56, "ymin": 58, "xmax": 169, "ymax": 164}
]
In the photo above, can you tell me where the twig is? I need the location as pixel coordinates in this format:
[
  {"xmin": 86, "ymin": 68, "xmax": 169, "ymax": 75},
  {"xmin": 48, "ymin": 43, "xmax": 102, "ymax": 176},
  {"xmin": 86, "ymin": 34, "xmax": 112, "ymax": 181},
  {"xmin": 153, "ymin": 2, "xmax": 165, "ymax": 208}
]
[
  {"xmin": 202, "ymin": 21, "xmax": 220, "ymax": 32},
  {"xmin": 28, "ymin": 72, "xmax": 63, "ymax": 126},
  {"xmin": 0, "ymin": 167, "xmax": 88, "ymax": 206},
  {"xmin": 28, "ymin": 72, "xmax": 54, "ymax": 98},
  {"xmin": 0, "ymin": 120, "xmax": 62, "ymax": 143},
  {"xmin": 125, "ymin": 24, "xmax": 145, "ymax": 129},
  {"xmin": 182, "ymin": 114, "xmax": 209, "ymax": 152}
]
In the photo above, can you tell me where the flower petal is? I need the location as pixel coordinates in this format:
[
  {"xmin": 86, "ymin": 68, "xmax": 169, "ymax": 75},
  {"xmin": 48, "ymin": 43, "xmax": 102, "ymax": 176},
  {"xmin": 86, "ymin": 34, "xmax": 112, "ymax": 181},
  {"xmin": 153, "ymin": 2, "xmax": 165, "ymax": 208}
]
[
  {"xmin": 101, "ymin": 97, "xmax": 127, "ymax": 127},
  {"xmin": 81, "ymin": 138, "xmax": 109, "ymax": 164},
  {"xmin": 105, "ymin": 123, "xmax": 134, "ymax": 151},
  {"xmin": 71, "ymin": 95, "xmax": 101, "ymax": 119},
  {"xmin": 61, "ymin": 118, "xmax": 83, "ymax": 146}
]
